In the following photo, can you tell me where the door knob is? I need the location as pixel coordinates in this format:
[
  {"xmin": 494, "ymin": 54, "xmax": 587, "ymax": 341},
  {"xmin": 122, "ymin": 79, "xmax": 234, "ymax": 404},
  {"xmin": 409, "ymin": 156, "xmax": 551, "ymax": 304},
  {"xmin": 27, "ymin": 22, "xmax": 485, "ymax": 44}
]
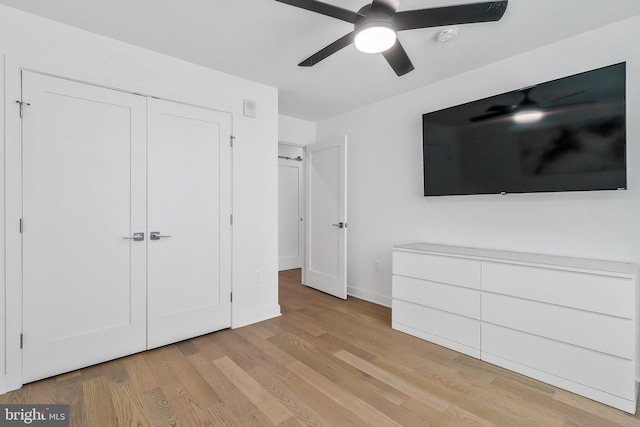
[
  {"xmin": 150, "ymin": 231, "xmax": 172, "ymax": 240},
  {"xmin": 331, "ymin": 222, "xmax": 348, "ymax": 229},
  {"xmin": 124, "ymin": 232, "xmax": 144, "ymax": 241}
]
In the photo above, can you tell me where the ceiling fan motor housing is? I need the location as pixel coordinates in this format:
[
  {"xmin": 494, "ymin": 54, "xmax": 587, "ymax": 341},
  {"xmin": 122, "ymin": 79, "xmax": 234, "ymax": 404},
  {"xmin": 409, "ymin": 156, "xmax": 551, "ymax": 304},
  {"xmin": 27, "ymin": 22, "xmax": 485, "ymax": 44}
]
[{"xmin": 355, "ymin": 4, "xmax": 395, "ymax": 27}]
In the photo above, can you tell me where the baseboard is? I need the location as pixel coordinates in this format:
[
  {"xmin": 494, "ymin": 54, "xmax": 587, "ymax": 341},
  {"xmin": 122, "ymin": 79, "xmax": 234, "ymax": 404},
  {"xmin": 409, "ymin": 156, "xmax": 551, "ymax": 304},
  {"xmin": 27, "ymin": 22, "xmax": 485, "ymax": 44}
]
[
  {"xmin": 232, "ymin": 304, "xmax": 282, "ymax": 329},
  {"xmin": 347, "ymin": 286, "xmax": 391, "ymax": 308}
]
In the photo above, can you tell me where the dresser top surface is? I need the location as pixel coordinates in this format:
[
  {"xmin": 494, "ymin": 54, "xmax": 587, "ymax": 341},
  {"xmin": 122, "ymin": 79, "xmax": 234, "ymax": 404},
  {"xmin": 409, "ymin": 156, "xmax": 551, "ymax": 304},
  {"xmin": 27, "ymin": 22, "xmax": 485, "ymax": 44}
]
[{"xmin": 394, "ymin": 243, "xmax": 638, "ymax": 276}]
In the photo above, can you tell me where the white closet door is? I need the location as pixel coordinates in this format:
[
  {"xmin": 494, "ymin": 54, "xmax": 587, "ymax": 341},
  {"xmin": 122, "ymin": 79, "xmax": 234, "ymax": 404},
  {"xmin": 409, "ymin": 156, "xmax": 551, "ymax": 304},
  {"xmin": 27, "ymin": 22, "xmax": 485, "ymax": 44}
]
[
  {"xmin": 22, "ymin": 72, "xmax": 147, "ymax": 383},
  {"xmin": 147, "ymin": 98, "xmax": 232, "ymax": 349}
]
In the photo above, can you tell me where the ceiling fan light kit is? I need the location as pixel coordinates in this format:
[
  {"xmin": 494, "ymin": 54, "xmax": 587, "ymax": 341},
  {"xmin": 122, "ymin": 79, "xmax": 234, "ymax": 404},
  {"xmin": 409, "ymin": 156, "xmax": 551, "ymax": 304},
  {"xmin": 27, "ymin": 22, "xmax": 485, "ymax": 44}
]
[
  {"xmin": 512, "ymin": 109, "xmax": 545, "ymax": 123},
  {"xmin": 354, "ymin": 22, "xmax": 397, "ymax": 53},
  {"xmin": 275, "ymin": 0, "xmax": 508, "ymax": 76}
]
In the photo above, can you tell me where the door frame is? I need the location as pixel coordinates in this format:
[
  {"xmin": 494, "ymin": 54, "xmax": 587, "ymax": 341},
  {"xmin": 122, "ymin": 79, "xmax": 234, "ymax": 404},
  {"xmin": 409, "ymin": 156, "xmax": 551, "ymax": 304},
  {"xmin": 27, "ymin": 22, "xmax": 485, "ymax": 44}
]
[
  {"xmin": 2, "ymin": 61, "xmax": 234, "ymax": 393},
  {"xmin": 5, "ymin": 57, "xmax": 26, "ymax": 393},
  {"xmin": 278, "ymin": 142, "xmax": 305, "ymax": 272}
]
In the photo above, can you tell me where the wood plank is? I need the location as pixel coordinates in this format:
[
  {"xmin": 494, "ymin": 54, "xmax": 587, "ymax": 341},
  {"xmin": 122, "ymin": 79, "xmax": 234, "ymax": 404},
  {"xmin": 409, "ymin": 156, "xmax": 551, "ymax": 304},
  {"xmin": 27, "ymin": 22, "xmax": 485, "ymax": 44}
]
[
  {"xmin": 123, "ymin": 354, "xmax": 158, "ymax": 395},
  {"xmin": 201, "ymin": 402, "xmax": 243, "ymax": 427},
  {"xmin": 287, "ymin": 360, "xmax": 403, "ymax": 427},
  {"xmin": 213, "ymin": 356, "xmax": 294, "ymax": 425},
  {"xmin": 401, "ymin": 396, "xmax": 495, "ymax": 427},
  {"xmin": 212, "ymin": 329, "xmax": 270, "ymax": 371},
  {"xmin": 243, "ymin": 323, "xmax": 276, "ymax": 340},
  {"xmin": 266, "ymin": 323, "xmax": 412, "ymax": 409},
  {"xmin": 190, "ymin": 334, "xmax": 227, "ymax": 360},
  {"xmin": 102, "ymin": 358, "xmax": 131, "ymax": 389},
  {"xmin": 139, "ymin": 387, "xmax": 179, "ymax": 426},
  {"xmin": 57, "ymin": 370, "xmax": 88, "ymax": 427},
  {"xmin": 334, "ymin": 350, "xmax": 450, "ymax": 412},
  {"xmin": 110, "ymin": 384, "xmax": 151, "ymax": 427},
  {"xmin": 186, "ymin": 352, "xmax": 263, "ymax": 419},
  {"xmin": 142, "ymin": 346, "xmax": 214, "ymax": 425},
  {"xmin": 155, "ymin": 346, "xmax": 221, "ymax": 408},
  {"xmin": 283, "ymin": 375, "xmax": 371, "ymax": 426},
  {"xmin": 83, "ymin": 376, "xmax": 118, "ymax": 427},
  {"xmin": 249, "ymin": 364, "xmax": 332, "ymax": 427},
  {"xmin": 25, "ymin": 376, "xmax": 58, "ymax": 404},
  {"xmin": 553, "ymin": 388, "xmax": 640, "ymax": 427}
]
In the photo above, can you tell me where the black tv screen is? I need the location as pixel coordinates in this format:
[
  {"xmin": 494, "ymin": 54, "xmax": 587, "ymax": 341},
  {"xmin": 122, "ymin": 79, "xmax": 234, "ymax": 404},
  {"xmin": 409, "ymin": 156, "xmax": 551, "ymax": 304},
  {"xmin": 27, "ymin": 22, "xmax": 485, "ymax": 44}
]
[{"xmin": 422, "ymin": 63, "xmax": 626, "ymax": 196}]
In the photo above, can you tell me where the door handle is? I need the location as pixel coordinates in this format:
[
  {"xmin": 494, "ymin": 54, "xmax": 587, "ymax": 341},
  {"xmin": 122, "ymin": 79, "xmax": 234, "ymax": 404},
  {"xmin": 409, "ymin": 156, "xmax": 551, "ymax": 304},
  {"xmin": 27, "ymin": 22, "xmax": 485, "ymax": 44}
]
[
  {"xmin": 150, "ymin": 231, "xmax": 172, "ymax": 240},
  {"xmin": 331, "ymin": 222, "xmax": 348, "ymax": 229},
  {"xmin": 124, "ymin": 232, "xmax": 145, "ymax": 241}
]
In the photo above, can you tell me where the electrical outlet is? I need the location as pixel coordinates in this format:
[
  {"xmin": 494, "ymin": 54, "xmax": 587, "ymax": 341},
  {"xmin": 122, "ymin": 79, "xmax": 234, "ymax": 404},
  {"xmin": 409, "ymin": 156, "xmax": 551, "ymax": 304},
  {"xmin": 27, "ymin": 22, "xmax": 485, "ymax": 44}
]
[
  {"xmin": 375, "ymin": 260, "xmax": 381, "ymax": 271},
  {"xmin": 256, "ymin": 269, "xmax": 262, "ymax": 282}
]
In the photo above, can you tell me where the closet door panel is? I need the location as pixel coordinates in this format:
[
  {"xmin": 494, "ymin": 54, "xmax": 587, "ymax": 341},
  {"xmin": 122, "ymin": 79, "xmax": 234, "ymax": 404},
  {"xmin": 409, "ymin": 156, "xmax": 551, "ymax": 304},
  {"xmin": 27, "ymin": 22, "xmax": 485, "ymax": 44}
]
[
  {"xmin": 147, "ymin": 99, "xmax": 232, "ymax": 349},
  {"xmin": 21, "ymin": 71, "xmax": 147, "ymax": 382}
]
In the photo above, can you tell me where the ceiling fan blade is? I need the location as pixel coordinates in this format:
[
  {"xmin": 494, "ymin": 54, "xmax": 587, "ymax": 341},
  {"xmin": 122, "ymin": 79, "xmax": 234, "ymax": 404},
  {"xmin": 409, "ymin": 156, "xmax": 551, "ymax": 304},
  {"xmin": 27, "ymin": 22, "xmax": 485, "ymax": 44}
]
[
  {"xmin": 369, "ymin": 0, "xmax": 401, "ymax": 15},
  {"xmin": 545, "ymin": 90, "xmax": 586, "ymax": 105},
  {"xmin": 274, "ymin": 0, "xmax": 362, "ymax": 23},
  {"xmin": 470, "ymin": 110, "xmax": 511, "ymax": 122},
  {"xmin": 382, "ymin": 41, "xmax": 415, "ymax": 76},
  {"xmin": 393, "ymin": 1, "xmax": 508, "ymax": 31},
  {"xmin": 299, "ymin": 32, "xmax": 355, "ymax": 67},
  {"xmin": 486, "ymin": 104, "xmax": 516, "ymax": 112}
]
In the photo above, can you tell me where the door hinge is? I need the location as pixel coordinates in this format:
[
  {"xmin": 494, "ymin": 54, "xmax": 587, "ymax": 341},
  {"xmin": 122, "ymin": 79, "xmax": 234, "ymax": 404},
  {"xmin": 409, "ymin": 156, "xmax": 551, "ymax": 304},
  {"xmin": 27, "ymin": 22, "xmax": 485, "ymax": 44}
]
[
  {"xmin": 19, "ymin": 218, "xmax": 23, "ymax": 233},
  {"xmin": 230, "ymin": 292, "xmax": 233, "ymax": 303},
  {"xmin": 230, "ymin": 214, "xmax": 233, "ymax": 225},
  {"xmin": 16, "ymin": 100, "xmax": 31, "ymax": 118},
  {"xmin": 20, "ymin": 333, "xmax": 23, "ymax": 349},
  {"xmin": 230, "ymin": 136, "xmax": 236, "ymax": 147}
]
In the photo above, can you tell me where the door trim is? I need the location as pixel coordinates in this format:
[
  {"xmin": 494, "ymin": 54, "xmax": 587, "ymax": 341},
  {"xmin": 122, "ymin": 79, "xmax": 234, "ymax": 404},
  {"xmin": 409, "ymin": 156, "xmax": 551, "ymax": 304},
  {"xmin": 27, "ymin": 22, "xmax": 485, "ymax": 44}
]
[
  {"xmin": 278, "ymin": 143, "xmax": 305, "ymax": 272},
  {"xmin": 5, "ymin": 57, "xmax": 25, "ymax": 393}
]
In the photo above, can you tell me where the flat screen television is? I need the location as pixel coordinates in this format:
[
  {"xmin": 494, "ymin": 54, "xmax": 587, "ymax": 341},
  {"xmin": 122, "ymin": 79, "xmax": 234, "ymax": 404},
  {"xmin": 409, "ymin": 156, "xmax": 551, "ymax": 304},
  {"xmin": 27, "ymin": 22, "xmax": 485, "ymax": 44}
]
[{"xmin": 422, "ymin": 63, "xmax": 626, "ymax": 196}]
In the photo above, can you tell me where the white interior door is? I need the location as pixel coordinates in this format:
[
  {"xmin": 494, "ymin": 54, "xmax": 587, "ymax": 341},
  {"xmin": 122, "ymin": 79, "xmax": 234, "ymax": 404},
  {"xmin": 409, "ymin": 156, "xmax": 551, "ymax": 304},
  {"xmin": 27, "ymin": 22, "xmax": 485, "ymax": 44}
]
[
  {"xmin": 278, "ymin": 151, "xmax": 304, "ymax": 271},
  {"xmin": 304, "ymin": 137, "xmax": 347, "ymax": 299},
  {"xmin": 21, "ymin": 72, "xmax": 147, "ymax": 383},
  {"xmin": 147, "ymin": 98, "xmax": 232, "ymax": 349}
]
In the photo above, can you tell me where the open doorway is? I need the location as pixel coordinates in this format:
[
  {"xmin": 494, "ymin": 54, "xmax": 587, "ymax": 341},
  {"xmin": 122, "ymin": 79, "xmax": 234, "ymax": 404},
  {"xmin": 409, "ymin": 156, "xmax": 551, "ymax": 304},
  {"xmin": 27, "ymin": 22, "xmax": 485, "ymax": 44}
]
[
  {"xmin": 278, "ymin": 143, "xmax": 305, "ymax": 271},
  {"xmin": 278, "ymin": 137, "xmax": 348, "ymax": 299}
]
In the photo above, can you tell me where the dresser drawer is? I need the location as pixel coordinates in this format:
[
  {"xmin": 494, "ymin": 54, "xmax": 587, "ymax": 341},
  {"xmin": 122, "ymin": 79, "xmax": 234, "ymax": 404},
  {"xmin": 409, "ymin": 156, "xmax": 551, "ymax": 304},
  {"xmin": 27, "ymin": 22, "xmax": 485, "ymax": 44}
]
[
  {"xmin": 393, "ymin": 275, "xmax": 480, "ymax": 319},
  {"xmin": 393, "ymin": 251, "xmax": 481, "ymax": 289},
  {"xmin": 482, "ymin": 323, "xmax": 636, "ymax": 400},
  {"xmin": 392, "ymin": 299, "xmax": 480, "ymax": 351},
  {"xmin": 482, "ymin": 262, "xmax": 634, "ymax": 318},
  {"xmin": 482, "ymin": 293, "xmax": 634, "ymax": 359}
]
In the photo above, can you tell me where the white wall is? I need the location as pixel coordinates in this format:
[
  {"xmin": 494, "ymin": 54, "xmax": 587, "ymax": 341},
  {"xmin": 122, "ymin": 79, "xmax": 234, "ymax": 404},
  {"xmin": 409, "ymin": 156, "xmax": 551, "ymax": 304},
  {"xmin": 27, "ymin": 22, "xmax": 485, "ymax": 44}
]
[
  {"xmin": 279, "ymin": 114, "xmax": 316, "ymax": 146},
  {"xmin": 0, "ymin": 5, "xmax": 279, "ymax": 392},
  {"xmin": 317, "ymin": 16, "xmax": 640, "ymax": 307}
]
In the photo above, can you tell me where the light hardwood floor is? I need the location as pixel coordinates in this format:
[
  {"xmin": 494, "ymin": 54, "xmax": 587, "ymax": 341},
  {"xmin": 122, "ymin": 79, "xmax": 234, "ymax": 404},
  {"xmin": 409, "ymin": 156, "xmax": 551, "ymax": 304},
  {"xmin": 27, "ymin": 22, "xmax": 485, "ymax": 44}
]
[{"xmin": 2, "ymin": 268, "xmax": 640, "ymax": 426}]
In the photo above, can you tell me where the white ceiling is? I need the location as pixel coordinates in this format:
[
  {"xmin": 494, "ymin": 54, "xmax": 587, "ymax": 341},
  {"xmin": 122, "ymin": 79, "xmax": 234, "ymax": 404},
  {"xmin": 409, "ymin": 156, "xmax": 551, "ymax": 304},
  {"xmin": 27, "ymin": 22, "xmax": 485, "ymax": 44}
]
[{"xmin": 1, "ymin": 0, "xmax": 639, "ymax": 122}]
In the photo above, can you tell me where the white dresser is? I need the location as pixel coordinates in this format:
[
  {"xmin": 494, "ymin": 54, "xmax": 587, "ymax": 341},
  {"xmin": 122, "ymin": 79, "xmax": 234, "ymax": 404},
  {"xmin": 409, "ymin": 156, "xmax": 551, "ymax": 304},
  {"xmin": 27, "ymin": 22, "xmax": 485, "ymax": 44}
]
[{"xmin": 392, "ymin": 243, "xmax": 639, "ymax": 413}]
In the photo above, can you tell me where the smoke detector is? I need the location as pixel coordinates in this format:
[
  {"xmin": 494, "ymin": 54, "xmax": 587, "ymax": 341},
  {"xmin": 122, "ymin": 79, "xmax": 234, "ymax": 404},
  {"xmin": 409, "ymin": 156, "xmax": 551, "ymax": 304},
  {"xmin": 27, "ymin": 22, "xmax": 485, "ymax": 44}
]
[{"xmin": 437, "ymin": 27, "xmax": 458, "ymax": 42}]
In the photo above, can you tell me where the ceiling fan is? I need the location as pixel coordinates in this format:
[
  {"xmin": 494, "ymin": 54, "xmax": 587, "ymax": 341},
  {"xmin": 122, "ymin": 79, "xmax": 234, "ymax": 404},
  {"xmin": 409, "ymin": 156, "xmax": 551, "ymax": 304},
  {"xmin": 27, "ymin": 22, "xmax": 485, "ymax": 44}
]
[
  {"xmin": 275, "ymin": 0, "xmax": 509, "ymax": 76},
  {"xmin": 470, "ymin": 87, "xmax": 586, "ymax": 123}
]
